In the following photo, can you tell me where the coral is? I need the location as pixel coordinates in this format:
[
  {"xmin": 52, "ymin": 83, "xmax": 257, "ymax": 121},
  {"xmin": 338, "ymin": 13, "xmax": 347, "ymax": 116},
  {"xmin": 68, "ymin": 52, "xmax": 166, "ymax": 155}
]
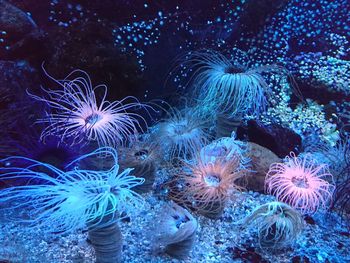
[
  {"xmin": 152, "ymin": 201, "xmax": 198, "ymax": 259},
  {"xmin": 185, "ymin": 50, "xmax": 272, "ymax": 118},
  {"xmin": 265, "ymin": 152, "xmax": 335, "ymax": 214},
  {"xmin": 29, "ymin": 68, "xmax": 148, "ymax": 147},
  {"xmin": 243, "ymin": 0, "xmax": 350, "ymax": 64},
  {"xmin": 151, "ymin": 106, "xmax": 210, "ymax": 161},
  {"xmin": 262, "ymin": 96, "xmax": 340, "ymax": 146},
  {"xmin": 169, "ymin": 151, "xmax": 245, "ymax": 218},
  {"xmin": 242, "ymin": 202, "xmax": 304, "ymax": 248},
  {"xmin": 0, "ymin": 147, "xmax": 144, "ymax": 234},
  {"xmin": 290, "ymin": 52, "xmax": 350, "ymax": 95}
]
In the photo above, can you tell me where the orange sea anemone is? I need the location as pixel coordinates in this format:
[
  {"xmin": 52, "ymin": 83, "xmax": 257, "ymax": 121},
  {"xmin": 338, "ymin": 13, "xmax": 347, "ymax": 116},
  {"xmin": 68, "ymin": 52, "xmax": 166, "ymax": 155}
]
[{"xmin": 169, "ymin": 153, "xmax": 246, "ymax": 218}]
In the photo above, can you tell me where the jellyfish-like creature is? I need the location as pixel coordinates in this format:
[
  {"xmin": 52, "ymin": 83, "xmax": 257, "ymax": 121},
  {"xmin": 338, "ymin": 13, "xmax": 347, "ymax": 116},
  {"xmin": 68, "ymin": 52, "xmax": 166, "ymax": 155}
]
[
  {"xmin": 185, "ymin": 50, "xmax": 273, "ymax": 118},
  {"xmin": 0, "ymin": 147, "xmax": 144, "ymax": 234},
  {"xmin": 29, "ymin": 68, "xmax": 148, "ymax": 147}
]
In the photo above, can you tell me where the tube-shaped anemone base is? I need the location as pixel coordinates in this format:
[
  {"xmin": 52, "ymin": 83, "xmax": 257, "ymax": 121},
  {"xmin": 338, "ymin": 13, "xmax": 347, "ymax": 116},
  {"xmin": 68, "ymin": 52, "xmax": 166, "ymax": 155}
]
[
  {"xmin": 88, "ymin": 223, "xmax": 122, "ymax": 263},
  {"xmin": 198, "ymin": 201, "xmax": 224, "ymax": 219},
  {"xmin": 153, "ymin": 202, "xmax": 198, "ymax": 260},
  {"xmin": 165, "ymin": 230, "xmax": 196, "ymax": 259}
]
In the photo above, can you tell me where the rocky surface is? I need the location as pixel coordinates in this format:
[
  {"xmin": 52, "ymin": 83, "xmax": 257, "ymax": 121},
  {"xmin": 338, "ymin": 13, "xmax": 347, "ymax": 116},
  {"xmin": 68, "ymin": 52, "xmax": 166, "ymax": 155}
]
[
  {"xmin": 1, "ymin": 188, "xmax": 349, "ymax": 263},
  {"xmin": 237, "ymin": 120, "xmax": 302, "ymax": 158},
  {"xmin": 244, "ymin": 142, "xmax": 281, "ymax": 193}
]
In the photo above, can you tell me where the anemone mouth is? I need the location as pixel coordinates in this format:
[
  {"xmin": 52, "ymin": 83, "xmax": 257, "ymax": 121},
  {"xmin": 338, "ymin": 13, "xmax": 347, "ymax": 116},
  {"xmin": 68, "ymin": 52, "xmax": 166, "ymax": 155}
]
[
  {"xmin": 224, "ymin": 65, "xmax": 245, "ymax": 74},
  {"xmin": 85, "ymin": 112, "xmax": 103, "ymax": 126},
  {"xmin": 174, "ymin": 122, "xmax": 189, "ymax": 134},
  {"xmin": 168, "ymin": 121, "xmax": 189, "ymax": 136},
  {"xmin": 204, "ymin": 173, "xmax": 221, "ymax": 187},
  {"xmin": 291, "ymin": 176, "xmax": 309, "ymax": 189},
  {"xmin": 172, "ymin": 214, "xmax": 190, "ymax": 228},
  {"xmin": 134, "ymin": 149, "xmax": 149, "ymax": 161}
]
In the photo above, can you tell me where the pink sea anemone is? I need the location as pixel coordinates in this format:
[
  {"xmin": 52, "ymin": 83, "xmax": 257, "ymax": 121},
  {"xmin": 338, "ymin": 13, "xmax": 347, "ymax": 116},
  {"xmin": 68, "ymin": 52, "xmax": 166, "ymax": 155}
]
[
  {"xmin": 29, "ymin": 68, "xmax": 147, "ymax": 147},
  {"xmin": 265, "ymin": 152, "xmax": 335, "ymax": 214}
]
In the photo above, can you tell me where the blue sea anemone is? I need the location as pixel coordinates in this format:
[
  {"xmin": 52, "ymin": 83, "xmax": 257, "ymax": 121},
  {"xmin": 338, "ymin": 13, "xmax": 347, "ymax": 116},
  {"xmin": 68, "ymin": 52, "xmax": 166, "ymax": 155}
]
[
  {"xmin": 150, "ymin": 106, "xmax": 211, "ymax": 161},
  {"xmin": 185, "ymin": 50, "xmax": 273, "ymax": 118},
  {"xmin": 29, "ymin": 68, "xmax": 148, "ymax": 147},
  {"xmin": 0, "ymin": 147, "xmax": 144, "ymax": 234}
]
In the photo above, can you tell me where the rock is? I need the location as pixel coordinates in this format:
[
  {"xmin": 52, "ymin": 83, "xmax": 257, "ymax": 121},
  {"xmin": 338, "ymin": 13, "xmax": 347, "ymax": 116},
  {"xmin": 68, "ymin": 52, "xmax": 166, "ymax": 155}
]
[
  {"xmin": 229, "ymin": 246, "xmax": 269, "ymax": 263},
  {"xmin": 243, "ymin": 142, "xmax": 281, "ymax": 193},
  {"xmin": 0, "ymin": 0, "xmax": 46, "ymax": 61},
  {"xmin": 237, "ymin": 120, "xmax": 302, "ymax": 158},
  {"xmin": 45, "ymin": 21, "xmax": 143, "ymax": 101},
  {"xmin": 304, "ymin": 215, "xmax": 315, "ymax": 225},
  {"xmin": 0, "ymin": 60, "xmax": 40, "ymax": 112},
  {"xmin": 288, "ymin": 52, "xmax": 350, "ymax": 99},
  {"xmin": 292, "ymin": 255, "xmax": 311, "ymax": 263}
]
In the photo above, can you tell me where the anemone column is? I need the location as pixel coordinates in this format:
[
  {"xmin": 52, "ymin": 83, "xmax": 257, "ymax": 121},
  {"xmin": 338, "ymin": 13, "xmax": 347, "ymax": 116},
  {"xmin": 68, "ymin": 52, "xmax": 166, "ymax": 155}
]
[{"xmin": 88, "ymin": 222, "xmax": 122, "ymax": 263}]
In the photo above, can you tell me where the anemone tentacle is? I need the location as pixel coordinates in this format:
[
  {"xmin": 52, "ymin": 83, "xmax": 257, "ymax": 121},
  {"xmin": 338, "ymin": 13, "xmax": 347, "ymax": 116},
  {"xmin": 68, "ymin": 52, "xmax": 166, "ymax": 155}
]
[
  {"xmin": 0, "ymin": 147, "xmax": 144, "ymax": 234},
  {"xmin": 265, "ymin": 152, "xmax": 335, "ymax": 214},
  {"xmin": 29, "ymin": 68, "xmax": 149, "ymax": 147},
  {"xmin": 185, "ymin": 50, "xmax": 273, "ymax": 118}
]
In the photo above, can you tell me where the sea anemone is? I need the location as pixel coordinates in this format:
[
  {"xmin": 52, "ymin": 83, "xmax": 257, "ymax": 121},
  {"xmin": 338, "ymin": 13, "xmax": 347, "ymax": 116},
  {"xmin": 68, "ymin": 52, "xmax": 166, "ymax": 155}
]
[
  {"xmin": 169, "ymin": 152, "xmax": 245, "ymax": 218},
  {"xmin": 0, "ymin": 147, "xmax": 144, "ymax": 233},
  {"xmin": 151, "ymin": 106, "xmax": 210, "ymax": 161},
  {"xmin": 118, "ymin": 137, "xmax": 160, "ymax": 193},
  {"xmin": 265, "ymin": 152, "xmax": 335, "ymax": 214},
  {"xmin": 152, "ymin": 201, "xmax": 198, "ymax": 259},
  {"xmin": 199, "ymin": 132, "xmax": 250, "ymax": 171},
  {"xmin": 185, "ymin": 50, "xmax": 272, "ymax": 118},
  {"xmin": 29, "ymin": 68, "xmax": 148, "ymax": 147},
  {"xmin": 0, "ymin": 147, "xmax": 144, "ymax": 262},
  {"xmin": 303, "ymin": 136, "xmax": 350, "ymax": 184},
  {"xmin": 242, "ymin": 202, "xmax": 304, "ymax": 248}
]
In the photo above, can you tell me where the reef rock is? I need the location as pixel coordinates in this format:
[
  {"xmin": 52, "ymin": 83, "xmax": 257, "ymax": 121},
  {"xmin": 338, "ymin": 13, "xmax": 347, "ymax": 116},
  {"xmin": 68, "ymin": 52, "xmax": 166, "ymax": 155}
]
[
  {"xmin": 288, "ymin": 52, "xmax": 350, "ymax": 100},
  {"xmin": 237, "ymin": 120, "xmax": 302, "ymax": 158},
  {"xmin": 244, "ymin": 142, "xmax": 281, "ymax": 193},
  {"xmin": 0, "ymin": 0, "xmax": 45, "ymax": 61}
]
